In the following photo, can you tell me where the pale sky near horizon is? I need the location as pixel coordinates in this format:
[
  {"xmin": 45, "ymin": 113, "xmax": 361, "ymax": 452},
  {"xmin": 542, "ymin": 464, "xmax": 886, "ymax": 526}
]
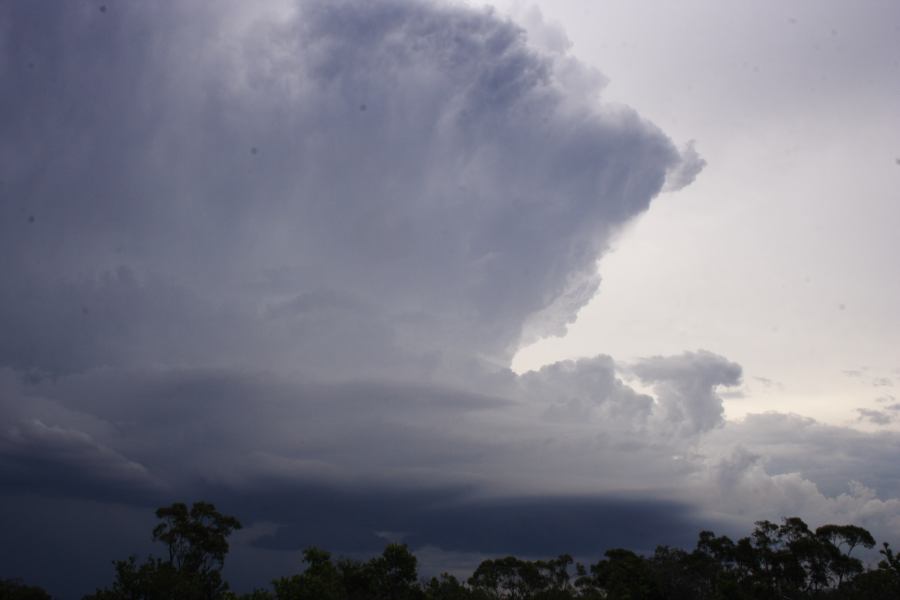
[{"xmin": 503, "ymin": 0, "xmax": 900, "ymax": 427}]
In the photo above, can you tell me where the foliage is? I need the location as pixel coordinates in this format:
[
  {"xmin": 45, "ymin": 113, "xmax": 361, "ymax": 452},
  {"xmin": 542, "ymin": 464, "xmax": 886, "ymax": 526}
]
[
  {"xmin": 0, "ymin": 578, "xmax": 52, "ymax": 600},
  {"xmin": 84, "ymin": 501, "xmax": 242, "ymax": 600},
  {"xmin": 7, "ymin": 502, "xmax": 899, "ymax": 600}
]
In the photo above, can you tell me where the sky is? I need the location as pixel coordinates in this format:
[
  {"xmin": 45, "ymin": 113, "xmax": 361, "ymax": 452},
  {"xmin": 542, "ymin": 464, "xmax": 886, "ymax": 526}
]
[
  {"xmin": 506, "ymin": 0, "xmax": 900, "ymax": 427},
  {"xmin": 0, "ymin": 1, "xmax": 899, "ymax": 598}
]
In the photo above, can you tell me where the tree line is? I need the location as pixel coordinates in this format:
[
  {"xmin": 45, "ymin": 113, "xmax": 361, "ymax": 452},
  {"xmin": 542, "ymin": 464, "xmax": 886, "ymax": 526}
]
[{"xmin": 3, "ymin": 502, "xmax": 900, "ymax": 599}]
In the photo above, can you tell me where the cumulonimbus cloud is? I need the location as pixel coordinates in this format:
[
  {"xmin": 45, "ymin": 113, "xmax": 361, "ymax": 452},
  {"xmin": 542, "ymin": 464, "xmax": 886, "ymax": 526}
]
[
  {"xmin": 3, "ymin": 2, "xmax": 899, "ymax": 597},
  {"xmin": 0, "ymin": 0, "xmax": 690, "ymax": 379}
]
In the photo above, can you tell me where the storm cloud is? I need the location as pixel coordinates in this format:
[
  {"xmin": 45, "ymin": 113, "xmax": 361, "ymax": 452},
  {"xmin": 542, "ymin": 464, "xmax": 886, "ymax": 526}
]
[
  {"xmin": 0, "ymin": 0, "xmax": 681, "ymax": 379},
  {"xmin": 2, "ymin": 1, "xmax": 900, "ymax": 598}
]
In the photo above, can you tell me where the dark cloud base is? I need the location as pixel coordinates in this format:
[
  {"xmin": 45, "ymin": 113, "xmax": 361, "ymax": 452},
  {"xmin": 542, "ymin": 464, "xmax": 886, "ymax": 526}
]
[
  {"xmin": 0, "ymin": 486, "xmax": 709, "ymax": 600},
  {"xmin": 0, "ymin": 494, "xmax": 157, "ymax": 600},
  {"xmin": 237, "ymin": 486, "xmax": 703, "ymax": 556}
]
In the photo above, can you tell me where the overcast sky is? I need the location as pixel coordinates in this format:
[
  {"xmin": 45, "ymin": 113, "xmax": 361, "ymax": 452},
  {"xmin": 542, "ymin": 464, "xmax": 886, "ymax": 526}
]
[{"xmin": 1, "ymin": 1, "xmax": 899, "ymax": 598}]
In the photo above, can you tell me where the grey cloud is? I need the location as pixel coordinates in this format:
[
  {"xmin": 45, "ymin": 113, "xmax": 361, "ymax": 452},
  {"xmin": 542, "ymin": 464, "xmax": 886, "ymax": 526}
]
[
  {"xmin": 0, "ymin": 358, "xmax": 722, "ymax": 598},
  {"xmin": 0, "ymin": 418, "xmax": 164, "ymax": 501},
  {"xmin": 752, "ymin": 375, "xmax": 785, "ymax": 390},
  {"xmin": 18, "ymin": 367, "xmax": 713, "ymax": 584},
  {"xmin": 704, "ymin": 412, "xmax": 900, "ymax": 501},
  {"xmin": 0, "ymin": 0, "xmax": 682, "ymax": 381},
  {"xmin": 711, "ymin": 446, "xmax": 761, "ymax": 490},
  {"xmin": 0, "ymin": 348, "xmax": 754, "ymax": 518},
  {"xmin": 10, "ymin": 1, "xmax": 898, "ymax": 597},
  {"xmin": 631, "ymin": 350, "xmax": 742, "ymax": 436},
  {"xmin": 504, "ymin": 4, "xmax": 607, "ymax": 103},
  {"xmin": 519, "ymin": 355, "xmax": 653, "ymax": 426},
  {"xmin": 662, "ymin": 140, "xmax": 707, "ymax": 192},
  {"xmin": 247, "ymin": 490, "xmax": 705, "ymax": 558},
  {"xmin": 697, "ymin": 439, "xmax": 900, "ymax": 540},
  {"xmin": 0, "ymin": 495, "xmax": 157, "ymax": 600},
  {"xmin": 510, "ymin": 5, "xmax": 574, "ymax": 56},
  {"xmin": 5, "ymin": 360, "xmax": 900, "ymax": 597},
  {"xmin": 0, "ymin": 4, "xmax": 706, "ymax": 584},
  {"xmin": 5, "ymin": 363, "xmax": 695, "ymax": 502},
  {"xmin": 856, "ymin": 408, "xmax": 892, "ymax": 425}
]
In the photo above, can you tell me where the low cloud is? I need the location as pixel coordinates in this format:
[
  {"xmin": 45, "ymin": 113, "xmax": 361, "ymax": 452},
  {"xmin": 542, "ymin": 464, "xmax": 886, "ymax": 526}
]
[
  {"xmin": 3, "ymin": 359, "xmax": 900, "ymax": 596},
  {"xmin": 0, "ymin": 419, "xmax": 163, "ymax": 500},
  {"xmin": 857, "ymin": 408, "xmax": 893, "ymax": 425},
  {"xmin": 703, "ymin": 412, "xmax": 900, "ymax": 501},
  {"xmin": 631, "ymin": 350, "xmax": 742, "ymax": 436}
]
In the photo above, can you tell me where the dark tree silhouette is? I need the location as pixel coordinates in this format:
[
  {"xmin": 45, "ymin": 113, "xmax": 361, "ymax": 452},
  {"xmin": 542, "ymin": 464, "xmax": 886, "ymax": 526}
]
[
  {"xmin": 152, "ymin": 502, "xmax": 242, "ymax": 581},
  {"xmin": 0, "ymin": 578, "xmax": 52, "ymax": 600},
  {"xmin": 84, "ymin": 501, "xmax": 241, "ymax": 600},
  {"xmin": 7, "ymin": 504, "xmax": 886, "ymax": 600}
]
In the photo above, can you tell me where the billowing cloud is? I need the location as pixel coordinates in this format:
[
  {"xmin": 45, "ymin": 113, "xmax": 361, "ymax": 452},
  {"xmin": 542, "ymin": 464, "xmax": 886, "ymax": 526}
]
[
  {"xmin": 696, "ymin": 443, "xmax": 900, "ymax": 541},
  {"xmin": 0, "ymin": 0, "xmax": 689, "ymax": 382},
  {"xmin": 663, "ymin": 140, "xmax": 707, "ymax": 192},
  {"xmin": 703, "ymin": 412, "xmax": 900, "ymax": 501},
  {"xmin": 2, "ymin": 1, "xmax": 899, "ymax": 599},
  {"xmin": 631, "ymin": 350, "xmax": 742, "ymax": 436},
  {"xmin": 519, "ymin": 355, "xmax": 654, "ymax": 426}
]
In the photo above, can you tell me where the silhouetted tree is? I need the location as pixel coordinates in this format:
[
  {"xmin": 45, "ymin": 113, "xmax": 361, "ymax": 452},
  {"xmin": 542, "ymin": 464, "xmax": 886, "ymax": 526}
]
[
  {"xmin": 330, "ymin": 543, "xmax": 424, "ymax": 600},
  {"xmin": 815, "ymin": 523, "xmax": 876, "ymax": 589},
  {"xmin": 844, "ymin": 541, "xmax": 900, "ymax": 599},
  {"xmin": 272, "ymin": 548, "xmax": 345, "ymax": 600},
  {"xmin": 0, "ymin": 578, "xmax": 52, "ymax": 600},
  {"xmin": 469, "ymin": 556, "xmax": 545, "ymax": 599},
  {"xmin": 71, "ymin": 504, "xmax": 900, "ymax": 600},
  {"xmin": 424, "ymin": 573, "xmax": 478, "ymax": 600},
  {"xmin": 585, "ymin": 548, "xmax": 661, "ymax": 599},
  {"xmin": 84, "ymin": 501, "xmax": 241, "ymax": 600}
]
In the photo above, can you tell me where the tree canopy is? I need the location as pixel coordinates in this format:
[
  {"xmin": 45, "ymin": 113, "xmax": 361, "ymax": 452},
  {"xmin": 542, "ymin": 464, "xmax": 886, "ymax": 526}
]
[
  {"xmin": 83, "ymin": 501, "xmax": 242, "ymax": 600},
  {"xmin": 8, "ymin": 503, "xmax": 900, "ymax": 600}
]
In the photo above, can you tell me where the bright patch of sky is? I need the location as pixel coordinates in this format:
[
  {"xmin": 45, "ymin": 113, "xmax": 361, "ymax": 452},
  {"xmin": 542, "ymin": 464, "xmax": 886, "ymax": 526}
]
[{"xmin": 503, "ymin": 0, "xmax": 900, "ymax": 428}]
